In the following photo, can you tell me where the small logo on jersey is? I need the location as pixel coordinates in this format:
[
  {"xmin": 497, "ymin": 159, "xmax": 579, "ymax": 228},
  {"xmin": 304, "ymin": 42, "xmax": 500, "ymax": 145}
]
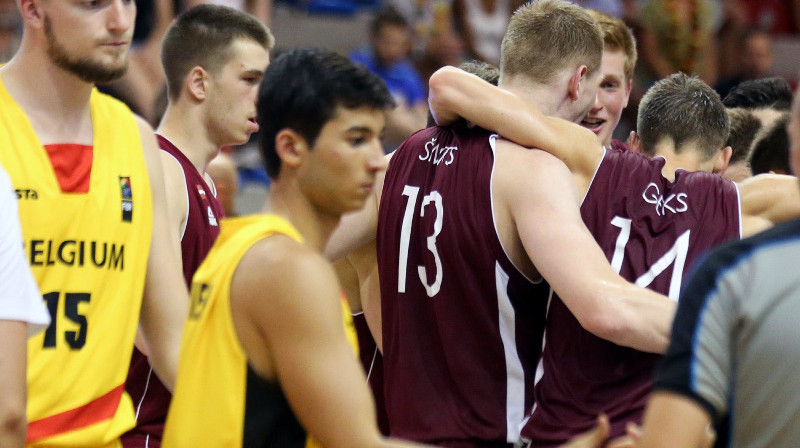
[
  {"xmin": 642, "ymin": 183, "xmax": 688, "ymax": 216},
  {"xmin": 419, "ymin": 137, "xmax": 458, "ymax": 166},
  {"xmin": 207, "ymin": 206, "xmax": 218, "ymax": 226},
  {"xmin": 120, "ymin": 176, "xmax": 133, "ymax": 222},
  {"xmin": 189, "ymin": 282, "xmax": 212, "ymax": 319},
  {"xmin": 15, "ymin": 189, "xmax": 38, "ymax": 200}
]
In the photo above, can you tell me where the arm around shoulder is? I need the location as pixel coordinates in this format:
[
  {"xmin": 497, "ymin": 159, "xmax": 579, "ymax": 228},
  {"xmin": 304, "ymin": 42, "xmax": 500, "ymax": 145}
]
[
  {"xmin": 739, "ymin": 174, "xmax": 800, "ymax": 237},
  {"xmin": 500, "ymin": 146, "xmax": 673, "ymax": 353}
]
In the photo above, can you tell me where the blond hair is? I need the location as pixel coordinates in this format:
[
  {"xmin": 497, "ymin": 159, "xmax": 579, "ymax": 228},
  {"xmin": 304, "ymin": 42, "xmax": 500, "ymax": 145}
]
[
  {"xmin": 500, "ymin": 0, "xmax": 603, "ymax": 85},
  {"xmin": 587, "ymin": 9, "xmax": 637, "ymax": 83}
]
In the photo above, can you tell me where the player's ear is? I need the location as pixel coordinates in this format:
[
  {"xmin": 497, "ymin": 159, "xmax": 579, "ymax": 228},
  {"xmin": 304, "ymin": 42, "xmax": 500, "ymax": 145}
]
[
  {"xmin": 274, "ymin": 129, "xmax": 307, "ymax": 170},
  {"xmin": 713, "ymin": 146, "xmax": 733, "ymax": 174},
  {"xmin": 18, "ymin": 0, "xmax": 44, "ymax": 27},
  {"xmin": 186, "ymin": 66, "xmax": 209, "ymax": 102},
  {"xmin": 628, "ymin": 131, "xmax": 643, "ymax": 153},
  {"xmin": 568, "ymin": 65, "xmax": 588, "ymax": 102}
]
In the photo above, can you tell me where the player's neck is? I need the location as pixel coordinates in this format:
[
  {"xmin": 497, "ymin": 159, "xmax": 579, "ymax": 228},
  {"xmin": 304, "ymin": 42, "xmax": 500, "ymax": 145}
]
[
  {"xmin": 1, "ymin": 49, "xmax": 94, "ymax": 145},
  {"xmin": 264, "ymin": 182, "xmax": 340, "ymax": 252},
  {"xmin": 501, "ymin": 82, "xmax": 561, "ymax": 118},
  {"xmin": 653, "ymin": 142, "xmax": 709, "ymax": 181},
  {"xmin": 157, "ymin": 104, "xmax": 220, "ymax": 175}
]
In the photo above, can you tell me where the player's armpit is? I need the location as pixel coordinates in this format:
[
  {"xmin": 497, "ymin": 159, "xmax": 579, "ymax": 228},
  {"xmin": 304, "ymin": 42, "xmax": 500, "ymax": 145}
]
[
  {"xmin": 235, "ymin": 240, "xmax": 426, "ymax": 448},
  {"xmin": 427, "ymin": 66, "xmax": 603, "ymax": 191},
  {"xmin": 637, "ymin": 392, "xmax": 714, "ymax": 448},
  {"xmin": 135, "ymin": 116, "xmax": 190, "ymax": 392},
  {"xmin": 499, "ymin": 145, "xmax": 674, "ymax": 353},
  {"xmin": 739, "ymin": 173, "xmax": 800, "ymax": 236}
]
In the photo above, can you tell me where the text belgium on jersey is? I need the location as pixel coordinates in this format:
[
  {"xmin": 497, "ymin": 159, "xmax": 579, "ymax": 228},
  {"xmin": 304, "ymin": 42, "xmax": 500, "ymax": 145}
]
[{"xmin": 25, "ymin": 239, "xmax": 125, "ymax": 271}]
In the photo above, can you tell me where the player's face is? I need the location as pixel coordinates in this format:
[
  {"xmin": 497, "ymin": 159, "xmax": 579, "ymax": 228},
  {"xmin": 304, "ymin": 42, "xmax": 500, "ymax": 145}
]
[
  {"xmin": 206, "ymin": 38, "xmax": 269, "ymax": 148},
  {"xmin": 580, "ymin": 50, "xmax": 631, "ymax": 147},
  {"xmin": 41, "ymin": 0, "xmax": 135, "ymax": 83},
  {"xmin": 303, "ymin": 106, "xmax": 388, "ymax": 215}
]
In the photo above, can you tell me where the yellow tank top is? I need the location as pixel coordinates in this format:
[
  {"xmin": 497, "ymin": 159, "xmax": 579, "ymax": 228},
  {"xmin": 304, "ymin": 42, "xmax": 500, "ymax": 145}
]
[
  {"xmin": 163, "ymin": 215, "xmax": 358, "ymax": 448},
  {"xmin": 0, "ymin": 78, "xmax": 152, "ymax": 447}
]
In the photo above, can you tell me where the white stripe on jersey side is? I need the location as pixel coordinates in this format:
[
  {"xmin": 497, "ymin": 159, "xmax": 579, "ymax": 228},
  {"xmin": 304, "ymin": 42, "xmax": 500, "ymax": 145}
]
[
  {"xmin": 581, "ymin": 147, "xmax": 608, "ymax": 206},
  {"xmin": 160, "ymin": 149, "xmax": 190, "ymax": 241},
  {"xmin": 488, "ymin": 134, "xmax": 541, "ymax": 285},
  {"xmin": 496, "ymin": 261, "xmax": 526, "ymax": 444},
  {"xmin": 365, "ymin": 346, "xmax": 379, "ymax": 385},
  {"xmin": 734, "ymin": 181, "xmax": 743, "ymax": 239},
  {"xmin": 135, "ymin": 367, "xmax": 153, "ymax": 421}
]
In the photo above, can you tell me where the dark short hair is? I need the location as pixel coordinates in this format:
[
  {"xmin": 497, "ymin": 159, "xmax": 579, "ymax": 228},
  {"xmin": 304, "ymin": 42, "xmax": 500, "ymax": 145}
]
[
  {"xmin": 750, "ymin": 113, "xmax": 792, "ymax": 175},
  {"xmin": 426, "ymin": 60, "xmax": 500, "ymax": 127},
  {"xmin": 637, "ymin": 73, "xmax": 729, "ymax": 160},
  {"xmin": 722, "ymin": 77, "xmax": 793, "ymax": 110},
  {"xmin": 257, "ymin": 48, "xmax": 395, "ymax": 179},
  {"xmin": 725, "ymin": 108, "xmax": 762, "ymax": 163},
  {"xmin": 370, "ymin": 6, "xmax": 409, "ymax": 37},
  {"xmin": 161, "ymin": 4, "xmax": 274, "ymax": 100}
]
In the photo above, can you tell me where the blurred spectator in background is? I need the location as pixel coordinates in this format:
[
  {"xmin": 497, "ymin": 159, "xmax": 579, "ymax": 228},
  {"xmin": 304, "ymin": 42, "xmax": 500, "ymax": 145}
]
[
  {"xmin": 390, "ymin": 0, "xmax": 453, "ymax": 54},
  {"xmin": 715, "ymin": 29, "xmax": 774, "ymax": 98},
  {"xmin": 738, "ymin": 0, "xmax": 800, "ymax": 34},
  {"xmin": 351, "ymin": 7, "xmax": 428, "ymax": 150},
  {"xmin": 452, "ymin": 0, "xmax": 522, "ymax": 65},
  {"xmin": 638, "ymin": 0, "xmax": 720, "ymax": 86},
  {"xmin": 750, "ymin": 112, "xmax": 792, "ymax": 175},
  {"xmin": 722, "ymin": 107, "xmax": 762, "ymax": 181},
  {"xmin": 564, "ymin": 0, "xmax": 637, "ymax": 18},
  {"xmin": 0, "ymin": 0, "xmax": 19, "ymax": 63},
  {"xmin": 414, "ymin": 25, "xmax": 467, "ymax": 88}
]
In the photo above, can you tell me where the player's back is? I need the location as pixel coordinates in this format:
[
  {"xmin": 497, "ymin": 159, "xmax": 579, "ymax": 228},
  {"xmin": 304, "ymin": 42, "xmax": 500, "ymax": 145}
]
[
  {"xmin": 523, "ymin": 148, "xmax": 741, "ymax": 446},
  {"xmin": 377, "ymin": 125, "xmax": 547, "ymax": 445}
]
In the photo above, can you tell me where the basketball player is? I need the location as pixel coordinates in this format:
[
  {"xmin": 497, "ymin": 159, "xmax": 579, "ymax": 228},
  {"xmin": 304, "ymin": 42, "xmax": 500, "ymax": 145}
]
[
  {"xmin": 636, "ymin": 92, "xmax": 800, "ymax": 448},
  {"xmin": 122, "ymin": 6, "xmax": 272, "ymax": 448},
  {"xmin": 580, "ymin": 9, "xmax": 637, "ymax": 151},
  {"xmin": 0, "ymin": 164, "xmax": 50, "ymax": 448},
  {"xmin": 0, "ymin": 0, "xmax": 189, "ymax": 445},
  {"xmin": 329, "ymin": 2, "xmax": 679, "ymax": 446},
  {"xmin": 427, "ymin": 69, "xmax": 799, "ymax": 445},
  {"xmin": 161, "ymin": 48, "xmax": 429, "ymax": 448}
]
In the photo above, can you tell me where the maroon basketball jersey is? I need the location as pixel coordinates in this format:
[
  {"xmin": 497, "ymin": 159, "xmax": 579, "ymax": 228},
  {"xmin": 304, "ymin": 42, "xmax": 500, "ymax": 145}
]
[
  {"xmin": 377, "ymin": 125, "xmax": 548, "ymax": 445},
  {"xmin": 121, "ymin": 135, "xmax": 225, "ymax": 448},
  {"xmin": 609, "ymin": 139, "xmax": 630, "ymax": 152},
  {"xmin": 521, "ymin": 148, "xmax": 741, "ymax": 447},
  {"xmin": 352, "ymin": 312, "xmax": 390, "ymax": 436}
]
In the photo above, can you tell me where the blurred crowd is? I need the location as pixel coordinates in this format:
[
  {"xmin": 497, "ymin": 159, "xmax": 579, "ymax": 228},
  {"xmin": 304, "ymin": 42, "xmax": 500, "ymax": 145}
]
[{"xmin": 1, "ymin": 0, "xmax": 798, "ymax": 206}]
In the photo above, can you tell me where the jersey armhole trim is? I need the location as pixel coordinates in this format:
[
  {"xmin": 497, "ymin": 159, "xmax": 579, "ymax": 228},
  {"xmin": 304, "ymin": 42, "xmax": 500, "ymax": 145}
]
[
  {"xmin": 488, "ymin": 134, "xmax": 541, "ymax": 285},
  {"xmin": 161, "ymin": 150, "xmax": 189, "ymax": 242}
]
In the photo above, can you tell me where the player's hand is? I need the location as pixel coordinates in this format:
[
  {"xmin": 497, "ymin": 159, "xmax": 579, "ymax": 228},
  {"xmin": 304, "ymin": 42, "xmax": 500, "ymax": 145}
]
[
  {"xmin": 557, "ymin": 414, "xmax": 609, "ymax": 448},
  {"xmin": 606, "ymin": 422, "xmax": 641, "ymax": 448}
]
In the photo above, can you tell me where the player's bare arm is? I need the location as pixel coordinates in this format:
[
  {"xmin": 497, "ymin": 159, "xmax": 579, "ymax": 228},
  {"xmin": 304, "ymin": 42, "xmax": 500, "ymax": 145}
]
[
  {"xmin": 739, "ymin": 173, "xmax": 800, "ymax": 237},
  {"xmin": 159, "ymin": 152, "xmax": 189, "ymax": 273},
  {"xmin": 496, "ymin": 142, "xmax": 674, "ymax": 353},
  {"xmin": 428, "ymin": 66, "xmax": 603, "ymax": 192},
  {"xmin": 0, "ymin": 320, "xmax": 27, "ymax": 448},
  {"xmin": 231, "ymin": 237, "xmax": 426, "ymax": 448},
  {"xmin": 637, "ymin": 392, "xmax": 713, "ymax": 448},
  {"xmin": 136, "ymin": 117, "xmax": 190, "ymax": 391}
]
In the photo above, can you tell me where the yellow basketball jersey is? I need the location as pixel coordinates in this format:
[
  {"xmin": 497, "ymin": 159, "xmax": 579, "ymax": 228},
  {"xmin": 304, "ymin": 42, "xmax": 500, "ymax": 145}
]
[
  {"xmin": 163, "ymin": 214, "xmax": 359, "ymax": 448},
  {"xmin": 0, "ymin": 78, "xmax": 152, "ymax": 447}
]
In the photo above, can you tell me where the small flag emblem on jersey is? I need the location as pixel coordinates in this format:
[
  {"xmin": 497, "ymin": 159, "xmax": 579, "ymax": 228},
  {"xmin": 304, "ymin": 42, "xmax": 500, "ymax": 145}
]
[{"xmin": 120, "ymin": 176, "xmax": 133, "ymax": 222}]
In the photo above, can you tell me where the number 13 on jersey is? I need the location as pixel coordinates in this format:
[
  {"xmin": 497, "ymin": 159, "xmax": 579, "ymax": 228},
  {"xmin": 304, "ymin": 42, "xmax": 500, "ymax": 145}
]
[{"xmin": 398, "ymin": 185, "xmax": 444, "ymax": 297}]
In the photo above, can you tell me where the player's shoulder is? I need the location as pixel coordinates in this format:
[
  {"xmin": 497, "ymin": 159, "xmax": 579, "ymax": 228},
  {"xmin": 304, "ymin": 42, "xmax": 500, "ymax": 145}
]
[{"xmin": 239, "ymin": 235, "xmax": 335, "ymax": 291}]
